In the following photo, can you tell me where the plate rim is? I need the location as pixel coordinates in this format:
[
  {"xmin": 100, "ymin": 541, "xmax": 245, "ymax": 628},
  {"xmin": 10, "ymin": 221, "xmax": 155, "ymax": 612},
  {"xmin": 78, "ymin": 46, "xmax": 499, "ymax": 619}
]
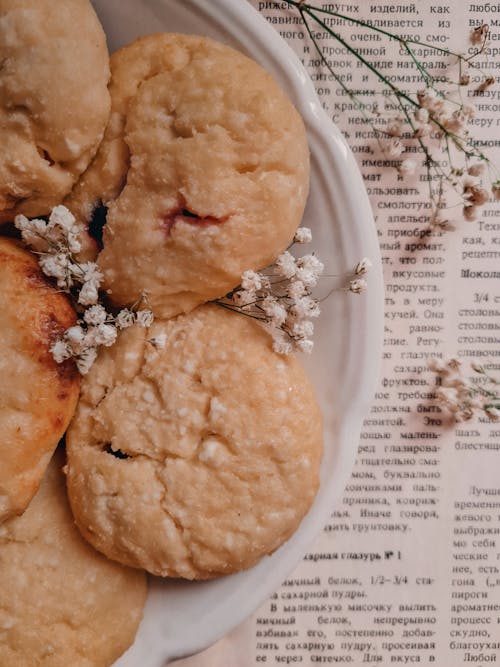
[{"xmin": 91, "ymin": 0, "xmax": 385, "ymax": 662}]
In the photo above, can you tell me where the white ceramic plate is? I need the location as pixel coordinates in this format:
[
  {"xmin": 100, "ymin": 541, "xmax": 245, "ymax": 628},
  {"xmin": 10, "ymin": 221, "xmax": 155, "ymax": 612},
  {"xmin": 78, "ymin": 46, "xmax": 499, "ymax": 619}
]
[{"xmin": 90, "ymin": 0, "xmax": 384, "ymax": 663}]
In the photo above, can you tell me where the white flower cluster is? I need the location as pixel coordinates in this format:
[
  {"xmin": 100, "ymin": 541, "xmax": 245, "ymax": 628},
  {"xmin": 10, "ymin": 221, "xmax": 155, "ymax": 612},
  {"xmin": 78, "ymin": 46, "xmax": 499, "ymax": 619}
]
[
  {"xmin": 349, "ymin": 258, "xmax": 372, "ymax": 294},
  {"xmin": 470, "ymin": 23, "xmax": 489, "ymax": 46},
  {"xmin": 462, "ymin": 175, "xmax": 490, "ymax": 222},
  {"xmin": 14, "ymin": 205, "xmax": 154, "ymax": 374},
  {"xmin": 216, "ymin": 228, "xmax": 371, "ymax": 355},
  {"xmin": 218, "ymin": 228, "xmax": 323, "ymax": 355},
  {"xmin": 15, "ymin": 206, "xmax": 102, "ymax": 304},
  {"xmin": 429, "ymin": 357, "xmax": 500, "ymax": 422},
  {"xmin": 416, "ymin": 88, "xmax": 476, "ymax": 138},
  {"xmin": 52, "ymin": 305, "xmax": 153, "ymax": 375},
  {"xmin": 413, "ymin": 88, "xmax": 494, "ymax": 224},
  {"xmin": 15, "ymin": 205, "xmax": 81, "ymax": 254},
  {"xmin": 378, "ymin": 48, "xmax": 496, "ymax": 231}
]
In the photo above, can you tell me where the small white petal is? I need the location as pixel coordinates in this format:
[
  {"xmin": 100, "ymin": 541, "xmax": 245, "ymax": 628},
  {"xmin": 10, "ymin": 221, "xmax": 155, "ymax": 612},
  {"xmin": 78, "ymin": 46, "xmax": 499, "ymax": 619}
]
[
  {"xmin": 355, "ymin": 258, "xmax": 373, "ymax": 275},
  {"xmin": 293, "ymin": 227, "xmax": 312, "ymax": 244},
  {"xmin": 136, "ymin": 310, "xmax": 154, "ymax": 328}
]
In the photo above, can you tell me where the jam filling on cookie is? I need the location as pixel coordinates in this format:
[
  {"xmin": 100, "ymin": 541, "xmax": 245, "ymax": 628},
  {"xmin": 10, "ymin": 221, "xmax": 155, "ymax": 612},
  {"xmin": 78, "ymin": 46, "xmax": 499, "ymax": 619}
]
[{"xmin": 161, "ymin": 206, "xmax": 228, "ymax": 235}]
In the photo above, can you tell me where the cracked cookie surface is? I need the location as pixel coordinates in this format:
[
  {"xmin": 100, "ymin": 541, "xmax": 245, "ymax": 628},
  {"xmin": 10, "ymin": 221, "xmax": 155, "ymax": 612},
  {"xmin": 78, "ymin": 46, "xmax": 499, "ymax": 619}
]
[
  {"xmin": 0, "ymin": 451, "xmax": 147, "ymax": 667},
  {"xmin": 65, "ymin": 305, "xmax": 323, "ymax": 579},
  {"xmin": 66, "ymin": 33, "xmax": 309, "ymax": 315},
  {"xmin": 0, "ymin": 239, "xmax": 80, "ymax": 523},
  {"xmin": 0, "ymin": 0, "xmax": 110, "ymax": 223}
]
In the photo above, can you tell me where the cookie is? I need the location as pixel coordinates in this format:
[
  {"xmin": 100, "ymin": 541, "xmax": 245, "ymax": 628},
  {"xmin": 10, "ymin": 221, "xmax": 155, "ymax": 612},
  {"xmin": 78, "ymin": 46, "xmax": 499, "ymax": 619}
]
[
  {"xmin": 65, "ymin": 305, "xmax": 323, "ymax": 579},
  {"xmin": 0, "ymin": 238, "xmax": 79, "ymax": 523},
  {"xmin": 64, "ymin": 32, "xmax": 194, "ymax": 260},
  {"xmin": 0, "ymin": 0, "xmax": 110, "ymax": 223},
  {"xmin": 66, "ymin": 33, "xmax": 310, "ymax": 315},
  {"xmin": 0, "ymin": 451, "xmax": 147, "ymax": 667}
]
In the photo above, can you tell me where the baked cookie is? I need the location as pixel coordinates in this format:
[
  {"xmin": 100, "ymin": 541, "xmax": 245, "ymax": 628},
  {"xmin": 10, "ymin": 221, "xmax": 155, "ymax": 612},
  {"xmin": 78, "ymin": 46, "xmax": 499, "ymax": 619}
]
[
  {"xmin": 0, "ymin": 0, "xmax": 110, "ymax": 223},
  {"xmin": 0, "ymin": 238, "xmax": 79, "ymax": 523},
  {"xmin": 66, "ymin": 33, "xmax": 309, "ymax": 314},
  {"xmin": 66, "ymin": 305, "xmax": 323, "ymax": 579},
  {"xmin": 0, "ymin": 451, "xmax": 147, "ymax": 667}
]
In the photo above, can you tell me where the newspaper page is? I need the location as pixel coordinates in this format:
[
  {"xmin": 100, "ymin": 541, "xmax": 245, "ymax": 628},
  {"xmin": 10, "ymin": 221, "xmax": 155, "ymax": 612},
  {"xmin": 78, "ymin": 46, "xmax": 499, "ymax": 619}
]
[{"xmin": 179, "ymin": 1, "xmax": 500, "ymax": 664}]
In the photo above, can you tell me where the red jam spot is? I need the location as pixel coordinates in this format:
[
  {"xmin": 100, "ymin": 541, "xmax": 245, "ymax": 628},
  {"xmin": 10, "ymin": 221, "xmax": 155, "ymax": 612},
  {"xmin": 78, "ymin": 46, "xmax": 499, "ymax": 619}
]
[{"xmin": 161, "ymin": 207, "xmax": 227, "ymax": 235}]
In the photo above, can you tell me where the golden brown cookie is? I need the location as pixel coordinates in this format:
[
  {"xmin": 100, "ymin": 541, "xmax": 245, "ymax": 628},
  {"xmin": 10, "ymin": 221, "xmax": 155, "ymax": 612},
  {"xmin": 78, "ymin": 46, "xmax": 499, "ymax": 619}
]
[
  {"xmin": 0, "ymin": 451, "xmax": 147, "ymax": 667},
  {"xmin": 66, "ymin": 305, "xmax": 322, "ymax": 579},
  {"xmin": 0, "ymin": 238, "xmax": 79, "ymax": 523},
  {"xmin": 0, "ymin": 0, "xmax": 110, "ymax": 223},
  {"xmin": 65, "ymin": 33, "xmax": 309, "ymax": 314}
]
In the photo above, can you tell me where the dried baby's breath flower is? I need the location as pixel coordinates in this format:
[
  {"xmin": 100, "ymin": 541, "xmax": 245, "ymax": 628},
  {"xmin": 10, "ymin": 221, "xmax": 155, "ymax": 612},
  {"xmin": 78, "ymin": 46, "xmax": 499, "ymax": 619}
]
[
  {"xmin": 290, "ymin": 319, "xmax": 314, "ymax": 339},
  {"xmin": 290, "ymin": 295, "xmax": 320, "ymax": 319},
  {"xmin": 261, "ymin": 296, "xmax": 288, "ymax": 326},
  {"xmin": 136, "ymin": 310, "xmax": 154, "ymax": 328},
  {"xmin": 295, "ymin": 254, "xmax": 324, "ymax": 288},
  {"xmin": 214, "ymin": 227, "xmax": 323, "ymax": 355},
  {"xmin": 399, "ymin": 159, "xmax": 417, "ymax": 178},
  {"xmin": 414, "ymin": 107, "xmax": 429, "ymax": 124},
  {"xmin": 241, "ymin": 270, "xmax": 262, "ymax": 292},
  {"xmin": 429, "ymin": 358, "xmax": 500, "ymax": 422},
  {"xmin": 463, "ymin": 204, "xmax": 479, "ymax": 222},
  {"xmin": 382, "ymin": 138, "xmax": 404, "ymax": 158},
  {"xmin": 215, "ymin": 233, "xmax": 370, "ymax": 355},
  {"xmin": 83, "ymin": 305, "xmax": 107, "ymax": 326},
  {"xmin": 78, "ymin": 281, "xmax": 100, "ymax": 306},
  {"xmin": 463, "ymin": 179, "xmax": 490, "ymax": 207},
  {"xmin": 76, "ymin": 348, "xmax": 98, "ymax": 376},
  {"xmin": 64, "ymin": 326, "xmax": 86, "ymax": 355},
  {"xmin": 293, "ymin": 227, "xmax": 312, "ymax": 244},
  {"xmin": 428, "ymin": 358, "xmax": 447, "ymax": 373},
  {"xmin": 272, "ymin": 338, "xmax": 293, "ymax": 356},
  {"xmin": 355, "ymin": 258, "xmax": 373, "ymax": 276},
  {"xmin": 296, "ymin": 338, "xmax": 314, "ymax": 354},
  {"xmin": 470, "ymin": 24, "xmax": 489, "ymax": 46},
  {"xmin": 275, "ymin": 251, "xmax": 297, "ymax": 278},
  {"xmin": 275, "ymin": 2, "xmax": 499, "ymax": 232},
  {"xmin": 90, "ymin": 323, "xmax": 118, "ymax": 347},
  {"xmin": 115, "ymin": 309, "xmax": 136, "ymax": 329},
  {"xmin": 476, "ymin": 75, "xmax": 495, "ymax": 93},
  {"xmin": 287, "ymin": 280, "xmax": 306, "ymax": 299},
  {"xmin": 485, "ymin": 406, "xmax": 500, "ymax": 421},
  {"xmin": 15, "ymin": 206, "xmax": 154, "ymax": 374},
  {"xmin": 386, "ymin": 120, "xmax": 403, "ymax": 137},
  {"xmin": 232, "ymin": 289, "xmax": 256, "ymax": 307},
  {"xmin": 50, "ymin": 340, "xmax": 72, "ymax": 364},
  {"xmin": 468, "ymin": 163, "xmax": 485, "ymax": 177},
  {"xmin": 348, "ymin": 278, "xmax": 367, "ymax": 294}
]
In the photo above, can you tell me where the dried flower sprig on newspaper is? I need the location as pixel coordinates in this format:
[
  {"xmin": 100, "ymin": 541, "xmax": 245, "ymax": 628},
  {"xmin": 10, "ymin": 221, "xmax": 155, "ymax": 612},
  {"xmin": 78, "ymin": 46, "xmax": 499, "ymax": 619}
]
[
  {"xmin": 276, "ymin": 2, "xmax": 500, "ymax": 230},
  {"xmin": 14, "ymin": 206, "xmax": 153, "ymax": 374},
  {"xmin": 429, "ymin": 358, "xmax": 500, "ymax": 422},
  {"xmin": 214, "ymin": 227, "xmax": 323, "ymax": 354},
  {"xmin": 215, "ymin": 228, "xmax": 370, "ymax": 354},
  {"xmin": 349, "ymin": 257, "xmax": 372, "ymax": 294}
]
